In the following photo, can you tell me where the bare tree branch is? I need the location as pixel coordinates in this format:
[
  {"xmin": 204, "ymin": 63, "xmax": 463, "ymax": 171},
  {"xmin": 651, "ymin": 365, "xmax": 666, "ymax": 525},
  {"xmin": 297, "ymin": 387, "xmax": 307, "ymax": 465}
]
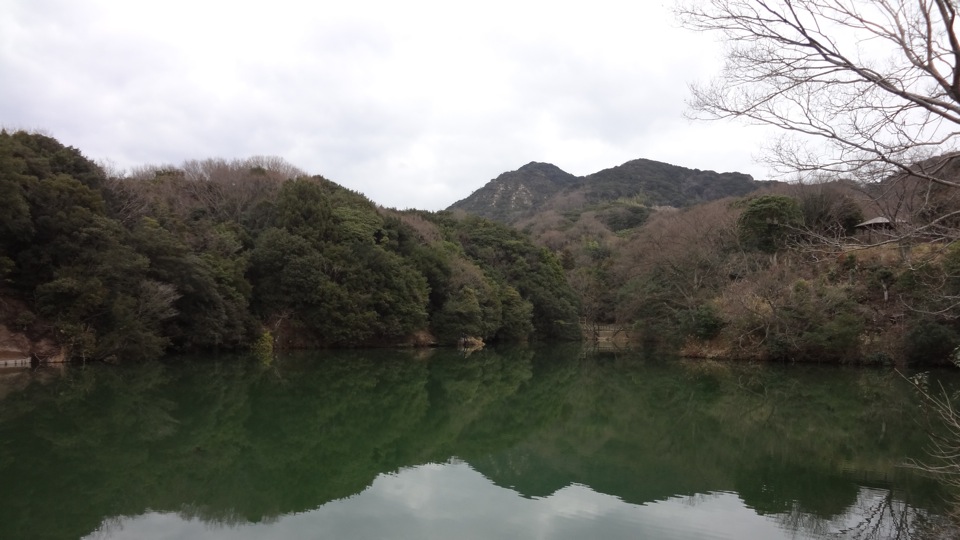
[{"xmin": 677, "ymin": 0, "xmax": 960, "ymax": 202}]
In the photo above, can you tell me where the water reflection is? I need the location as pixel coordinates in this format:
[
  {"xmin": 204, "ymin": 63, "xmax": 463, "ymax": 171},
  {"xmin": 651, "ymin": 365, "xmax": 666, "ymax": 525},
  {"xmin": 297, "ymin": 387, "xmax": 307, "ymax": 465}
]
[
  {"xmin": 0, "ymin": 346, "xmax": 956, "ymax": 539},
  {"xmin": 83, "ymin": 462, "xmax": 940, "ymax": 540}
]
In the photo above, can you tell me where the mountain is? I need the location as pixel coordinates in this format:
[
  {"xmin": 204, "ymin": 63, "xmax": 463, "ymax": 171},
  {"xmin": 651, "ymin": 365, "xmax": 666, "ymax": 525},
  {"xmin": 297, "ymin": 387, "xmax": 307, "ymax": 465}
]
[
  {"xmin": 583, "ymin": 159, "xmax": 761, "ymax": 207},
  {"xmin": 448, "ymin": 158, "xmax": 767, "ymax": 224},
  {"xmin": 447, "ymin": 162, "xmax": 579, "ymax": 223}
]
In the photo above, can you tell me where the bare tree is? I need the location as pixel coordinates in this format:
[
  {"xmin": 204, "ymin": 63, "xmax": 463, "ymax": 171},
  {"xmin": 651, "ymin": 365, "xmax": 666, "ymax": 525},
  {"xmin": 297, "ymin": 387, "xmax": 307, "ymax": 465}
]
[
  {"xmin": 675, "ymin": 3, "xmax": 960, "ymax": 504},
  {"xmin": 676, "ymin": 0, "xmax": 960, "ymax": 240}
]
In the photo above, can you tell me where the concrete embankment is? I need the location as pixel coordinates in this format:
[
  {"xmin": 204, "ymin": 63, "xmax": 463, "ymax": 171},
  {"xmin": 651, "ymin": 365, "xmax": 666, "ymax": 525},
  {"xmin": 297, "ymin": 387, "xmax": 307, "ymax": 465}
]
[
  {"xmin": 0, "ymin": 323, "xmax": 66, "ymax": 368},
  {"xmin": 0, "ymin": 352, "xmax": 32, "ymax": 368},
  {"xmin": 581, "ymin": 320, "xmax": 639, "ymax": 350}
]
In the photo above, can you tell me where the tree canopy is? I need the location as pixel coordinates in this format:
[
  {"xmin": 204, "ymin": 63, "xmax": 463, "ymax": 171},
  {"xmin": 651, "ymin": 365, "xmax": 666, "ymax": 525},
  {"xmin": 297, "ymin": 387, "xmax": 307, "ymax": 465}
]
[{"xmin": 0, "ymin": 130, "xmax": 581, "ymax": 362}]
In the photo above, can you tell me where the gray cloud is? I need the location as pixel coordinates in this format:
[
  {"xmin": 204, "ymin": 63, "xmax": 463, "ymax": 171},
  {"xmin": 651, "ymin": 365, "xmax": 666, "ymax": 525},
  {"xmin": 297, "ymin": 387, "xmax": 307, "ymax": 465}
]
[{"xmin": 1, "ymin": 0, "xmax": 774, "ymax": 211}]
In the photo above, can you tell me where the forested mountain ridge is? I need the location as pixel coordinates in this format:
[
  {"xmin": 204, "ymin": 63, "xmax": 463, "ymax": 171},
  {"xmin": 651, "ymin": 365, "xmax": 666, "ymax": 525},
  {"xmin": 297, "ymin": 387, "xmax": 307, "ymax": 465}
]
[
  {"xmin": 448, "ymin": 157, "xmax": 771, "ymax": 225},
  {"xmin": 445, "ymin": 147, "xmax": 960, "ymax": 366},
  {"xmin": 584, "ymin": 158, "xmax": 763, "ymax": 208},
  {"xmin": 0, "ymin": 130, "xmax": 580, "ymax": 363}
]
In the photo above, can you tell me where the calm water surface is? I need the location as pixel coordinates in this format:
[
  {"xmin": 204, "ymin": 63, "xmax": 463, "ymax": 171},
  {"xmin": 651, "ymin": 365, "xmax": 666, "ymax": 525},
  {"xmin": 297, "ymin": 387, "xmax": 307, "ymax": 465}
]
[{"xmin": 0, "ymin": 345, "xmax": 956, "ymax": 539}]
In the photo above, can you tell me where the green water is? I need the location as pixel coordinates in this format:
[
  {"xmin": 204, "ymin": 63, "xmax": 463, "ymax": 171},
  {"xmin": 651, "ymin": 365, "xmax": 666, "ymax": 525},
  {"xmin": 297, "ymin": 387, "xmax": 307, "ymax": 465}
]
[{"xmin": 0, "ymin": 345, "xmax": 956, "ymax": 539}]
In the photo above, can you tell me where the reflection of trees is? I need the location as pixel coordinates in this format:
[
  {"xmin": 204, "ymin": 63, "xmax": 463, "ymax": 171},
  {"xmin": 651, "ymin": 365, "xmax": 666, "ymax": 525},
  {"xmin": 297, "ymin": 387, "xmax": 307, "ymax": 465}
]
[
  {"xmin": 473, "ymin": 359, "xmax": 952, "ymax": 534},
  {"xmin": 773, "ymin": 487, "xmax": 954, "ymax": 540},
  {"xmin": 734, "ymin": 462, "xmax": 858, "ymax": 518},
  {"xmin": 0, "ymin": 348, "xmax": 955, "ymax": 539},
  {"xmin": 0, "ymin": 347, "xmax": 547, "ymax": 539}
]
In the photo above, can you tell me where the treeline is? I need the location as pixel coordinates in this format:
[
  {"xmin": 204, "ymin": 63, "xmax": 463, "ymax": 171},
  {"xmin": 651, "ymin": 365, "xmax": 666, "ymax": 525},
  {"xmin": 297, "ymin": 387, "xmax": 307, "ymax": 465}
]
[
  {"xmin": 519, "ymin": 174, "xmax": 960, "ymax": 365},
  {"xmin": 11, "ymin": 128, "xmax": 956, "ymax": 365},
  {"xmin": 0, "ymin": 130, "xmax": 580, "ymax": 362}
]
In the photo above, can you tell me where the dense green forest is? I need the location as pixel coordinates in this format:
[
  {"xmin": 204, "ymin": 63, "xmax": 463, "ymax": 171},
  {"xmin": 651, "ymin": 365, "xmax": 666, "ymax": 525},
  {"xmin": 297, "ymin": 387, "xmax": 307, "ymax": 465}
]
[{"xmin": 0, "ymin": 130, "xmax": 580, "ymax": 362}]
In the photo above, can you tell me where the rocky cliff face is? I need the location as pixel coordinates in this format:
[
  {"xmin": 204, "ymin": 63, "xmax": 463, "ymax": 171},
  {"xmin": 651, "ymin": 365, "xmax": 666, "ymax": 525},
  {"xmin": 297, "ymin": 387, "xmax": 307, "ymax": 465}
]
[{"xmin": 448, "ymin": 162, "xmax": 579, "ymax": 222}]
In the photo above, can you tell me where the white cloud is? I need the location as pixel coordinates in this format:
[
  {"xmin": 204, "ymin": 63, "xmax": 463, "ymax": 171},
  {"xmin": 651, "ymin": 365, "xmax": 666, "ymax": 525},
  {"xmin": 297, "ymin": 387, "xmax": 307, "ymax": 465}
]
[{"xmin": 1, "ymin": 0, "xmax": 772, "ymax": 210}]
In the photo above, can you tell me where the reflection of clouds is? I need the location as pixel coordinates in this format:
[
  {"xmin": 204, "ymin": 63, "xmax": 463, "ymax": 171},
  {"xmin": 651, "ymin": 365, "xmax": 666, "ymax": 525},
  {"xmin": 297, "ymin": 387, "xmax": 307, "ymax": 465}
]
[
  {"xmin": 85, "ymin": 462, "xmax": 917, "ymax": 540},
  {"xmin": 540, "ymin": 483, "xmax": 611, "ymax": 519}
]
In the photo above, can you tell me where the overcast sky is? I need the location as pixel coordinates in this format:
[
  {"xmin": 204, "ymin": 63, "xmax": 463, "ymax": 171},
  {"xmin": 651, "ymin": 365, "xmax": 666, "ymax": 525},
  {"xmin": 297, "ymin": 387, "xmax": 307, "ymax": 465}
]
[{"xmin": 1, "ymin": 0, "xmax": 775, "ymax": 211}]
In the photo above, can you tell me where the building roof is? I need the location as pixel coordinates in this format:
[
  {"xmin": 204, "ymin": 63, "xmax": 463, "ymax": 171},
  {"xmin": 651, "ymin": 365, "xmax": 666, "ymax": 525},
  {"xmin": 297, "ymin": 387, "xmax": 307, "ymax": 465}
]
[
  {"xmin": 855, "ymin": 217, "xmax": 894, "ymax": 228},
  {"xmin": 856, "ymin": 216, "xmax": 904, "ymax": 227}
]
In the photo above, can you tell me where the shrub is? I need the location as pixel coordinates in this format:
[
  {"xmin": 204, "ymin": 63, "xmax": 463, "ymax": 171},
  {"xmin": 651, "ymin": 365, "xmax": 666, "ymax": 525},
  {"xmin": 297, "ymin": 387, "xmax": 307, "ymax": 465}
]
[
  {"xmin": 252, "ymin": 330, "xmax": 274, "ymax": 365},
  {"xmin": 903, "ymin": 321, "xmax": 960, "ymax": 365},
  {"xmin": 737, "ymin": 195, "xmax": 803, "ymax": 252},
  {"xmin": 15, "ymin": 310, "xmax": 36, "ymax": 329},
  {"xmin": 686, "ymin": 305, "xmax": 726, "ymax": 340}
]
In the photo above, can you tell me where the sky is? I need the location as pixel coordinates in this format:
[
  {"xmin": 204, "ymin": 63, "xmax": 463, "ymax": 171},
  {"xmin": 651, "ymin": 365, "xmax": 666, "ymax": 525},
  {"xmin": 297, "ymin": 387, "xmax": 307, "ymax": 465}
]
[{"xmin": 1, "ymin": 0, "xmax": 775, "ymax": 211}]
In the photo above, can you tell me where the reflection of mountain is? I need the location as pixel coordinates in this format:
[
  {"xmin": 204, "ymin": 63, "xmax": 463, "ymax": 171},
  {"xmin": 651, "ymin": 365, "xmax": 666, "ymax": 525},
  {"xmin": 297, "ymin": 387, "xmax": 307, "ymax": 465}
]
[
  {"xmin": 468, "ymin": 361, "xmax": 943, "ymax": 517},
  {"xmin": 0, "ymin": 349, "xmax": 951, "ymax": 539},
  {"xmin": 85, "ymin": 464, "xmax": 943, "ymax": 540}
]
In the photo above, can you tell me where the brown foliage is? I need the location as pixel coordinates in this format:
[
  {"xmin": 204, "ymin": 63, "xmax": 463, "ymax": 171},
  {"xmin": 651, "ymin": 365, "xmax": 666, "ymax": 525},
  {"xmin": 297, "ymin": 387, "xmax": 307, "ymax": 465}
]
[
  {"xmin": 108, "ymin": 157, "xmax": 305, "ymax": 226},
  {"xmin": 383, "ymin": 210, "xmax": 445, "ymax": 245},
  {"xmin": 615, "ymin": 198, "xmax": 742, "ymax": 288}
]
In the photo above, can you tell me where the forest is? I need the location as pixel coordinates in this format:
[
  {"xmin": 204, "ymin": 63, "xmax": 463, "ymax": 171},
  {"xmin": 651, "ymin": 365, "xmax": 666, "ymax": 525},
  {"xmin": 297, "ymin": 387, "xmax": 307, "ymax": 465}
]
[
  {"xmin": 522, "ymin": 178, "xmax": 960, "ymax": 366},
  {"xmin": 5, "ymin": 127, "xmax": 960, "ymax": 366},
  {"xmin": 445, "ymin": 151, "xmax": 960, "ymax": 366},
  {"xmin": 0, "ymin": 130, "xmax": 580, "ymax": 363}
]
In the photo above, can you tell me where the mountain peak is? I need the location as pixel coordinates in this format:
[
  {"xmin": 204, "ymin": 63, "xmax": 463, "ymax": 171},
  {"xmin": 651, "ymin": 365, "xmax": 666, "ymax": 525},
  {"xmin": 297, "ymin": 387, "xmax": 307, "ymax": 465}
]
[
  {"xmin": 449, "ymin": 158, "xmax": 764, "ymax": 224},
  {"xmin": 517, "ymin": 161, "xmax": 564, "ymax": 171},
  {"xmin": 448, "ymin": 162, "xmax": 578, "ymax": 222}
]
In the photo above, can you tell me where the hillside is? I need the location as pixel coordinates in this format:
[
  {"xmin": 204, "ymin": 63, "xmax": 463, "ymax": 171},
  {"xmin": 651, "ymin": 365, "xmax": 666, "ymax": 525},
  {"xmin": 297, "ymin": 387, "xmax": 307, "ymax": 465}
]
[
  {"xmin": 583, "ymin": 159, "xmax": 761, "ymax": 207},
  {"xmin": 446, "ymin": 162, "xmax": 579, "ymax": 223},
  {"xmin": 448, "ymin": 158, "xmax": 768, "ymax": 224},
  {"xmin": 0, "ymin": 130, "xmax": 581, "ymax": 364},
  {"xmin": 8, "ymin": 129, "xmax": 956, "ymax": 367}
]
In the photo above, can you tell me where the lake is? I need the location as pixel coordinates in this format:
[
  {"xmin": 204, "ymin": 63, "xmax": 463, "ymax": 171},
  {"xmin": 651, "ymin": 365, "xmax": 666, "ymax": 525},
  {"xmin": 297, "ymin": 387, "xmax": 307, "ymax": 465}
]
[{"xmin": 0, "ymin": 345, "xmax": 957, "ymax": 539}]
